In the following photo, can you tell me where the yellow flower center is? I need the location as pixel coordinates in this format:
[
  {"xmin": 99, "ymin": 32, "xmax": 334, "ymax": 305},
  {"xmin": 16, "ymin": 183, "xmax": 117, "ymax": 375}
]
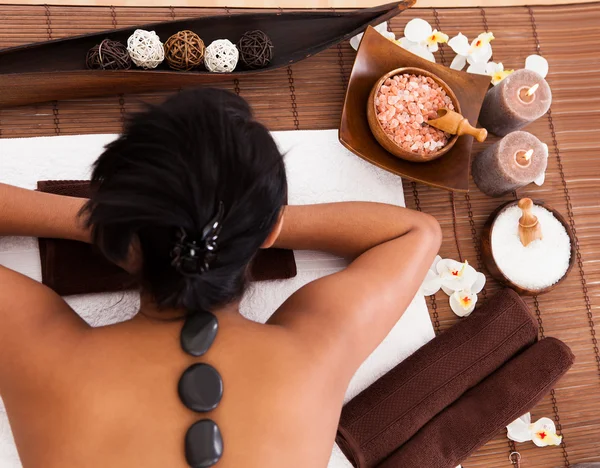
[
  {"xmin": 460, "ymin": 296, "xmax": 472, "ymax": 307},
  {"xmin": 479, "ymin": 32, "xmax": 495, "ymax": 46},
  {"xmin": 450, "ymin": 260, "xmax": 469, "ymax": 277},
  {"xmin": 469, "ymin": 32, "xmax": 495, "ymax": 53},
  {"xmin": 492, "ymin": 69, "xmax": 515, "ymax": 85},
  {"xmin": 427, "ymin": 31, "xmax": 449, "ymax": 46}
]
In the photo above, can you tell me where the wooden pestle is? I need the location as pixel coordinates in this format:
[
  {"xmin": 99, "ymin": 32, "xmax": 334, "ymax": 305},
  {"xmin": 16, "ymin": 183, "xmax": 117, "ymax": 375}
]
[
  {"xmin": 518, "ymin": 198, "xmax": 543, "ymax": 246},
  {"xmin": 427, "ymin": 108, "xmax": 488, "ymax": 142}
]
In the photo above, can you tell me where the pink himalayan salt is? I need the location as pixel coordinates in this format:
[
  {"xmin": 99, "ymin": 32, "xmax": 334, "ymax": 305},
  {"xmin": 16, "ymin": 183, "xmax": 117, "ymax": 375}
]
[
  {"xmin": 384, "ymin": 74, "xmax": 454, "ymax": 146},
  {"xmin": 375, "ymin": 74, "xmax": 454, "ymax": 154},
  {"xmin": 376, "ymin": 74, "xmax": 455, "ymax": 155}
]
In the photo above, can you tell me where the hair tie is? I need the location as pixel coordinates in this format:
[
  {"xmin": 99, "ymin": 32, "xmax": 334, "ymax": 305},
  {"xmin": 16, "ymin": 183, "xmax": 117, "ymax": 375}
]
[{"xmin": 171, "ymin": 202, "xmax": 225, "ymax": 275}]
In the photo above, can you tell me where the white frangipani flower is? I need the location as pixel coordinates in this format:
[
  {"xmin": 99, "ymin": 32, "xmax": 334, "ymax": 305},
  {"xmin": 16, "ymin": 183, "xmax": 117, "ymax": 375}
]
[
  {"xmin": 448, "ymin": 33, "xmax": 470, "ymax": 70},
  {"xmin": 489, "ymin": 55, "xmax": 549, "ymax": 86},
  {"xmin": 525, "ymin": 54, "xmax": 549, "ymax": 79},
  {"xmin": 471, "ymin": 272, "xmax": 486, "ymax": 295},
  {"xmin": 404, "ymin": 18, "xmax": 432, "ymax": 42},
  {"xmin": 448, "ymin": 31, "xmax": 550, "ymax": 87},
  {"xmin": 533, "ymin": 143, "xmax": 549, "ymax": 186},
  {"xmin": 426, "ymin": 30, "xmax": 449, "ymax": 52},
  {"xmin": 449, "ymin": 32, "xmax": 494, "ymax": 72},
  {"xmin": 397, "ymin": 37, "xmax": 435, "ymax": 62},
  {"xmin": 507, "ymin": 413, "xmax": 563, "ymax": 447},
  {"xmin": 449, "ymin": 289, "xmax": 477, "ymax": 317},
  {"xmin": 507, "ymin": 413, "xmax": 532, "ymax": 443},
  {"xmin": 404, "ymin": 18, "xmax": 449, "ymax": 53},
  {"xmin": 420, "ymin": 255, "xmax": 442, "ymax": 296},
  {"xmin": 469, "ymin": 32, "xmax": 495, "ymax": 61},
  {"xmin": 419, "ymin": 257, "xmax": 486, "ymax": 318},
  {"xmin": 395, "ymin": 18, "xmax": 448, "ymax": 63},
  {"xmin": 486, "ymin": 62, "xmax": 515, "ymax": 85},
  {"xmin": 530, "ymin": 418, "xmax": 563, "ymax": 446},
  {"xmin": 421, "ymin": 268, "xmax": 443, "ymax": 296},
  {"xmin": 350, "ymin": 22, "xmax": 395, "ymax": 51},
  {"xmin": 437, "ymin": 259, "xmax": 479, "ymax": 294}
]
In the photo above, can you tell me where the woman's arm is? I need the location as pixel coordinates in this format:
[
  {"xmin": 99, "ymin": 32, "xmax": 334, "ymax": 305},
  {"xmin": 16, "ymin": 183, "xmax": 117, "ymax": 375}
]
[
  {"xmin": 269, "ymin": 202, "xmax": 442, "ymax": 374},
  {"xmin": 0, "ymin": 183, "xmax": 90, "ymax": 242},
  {"xmin": 273, "ymin": 203, "xmax": 434, "ymax": 260},
  {"xmin": 0, "ymin": 183, "xmax": 91, "ymax": 391}
]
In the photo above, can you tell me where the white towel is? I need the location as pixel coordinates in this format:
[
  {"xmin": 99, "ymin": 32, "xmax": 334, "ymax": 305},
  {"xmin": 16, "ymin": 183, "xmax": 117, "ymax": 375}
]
[{"xmin": 0, "ymin": 130, "xmax": 435, "ymax": 468}]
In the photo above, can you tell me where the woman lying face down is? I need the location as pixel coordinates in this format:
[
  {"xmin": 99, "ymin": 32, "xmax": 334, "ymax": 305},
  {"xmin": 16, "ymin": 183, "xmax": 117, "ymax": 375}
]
[{"xmin": 0, "ymin": 88, "xmax": 441, "ymax": 468}]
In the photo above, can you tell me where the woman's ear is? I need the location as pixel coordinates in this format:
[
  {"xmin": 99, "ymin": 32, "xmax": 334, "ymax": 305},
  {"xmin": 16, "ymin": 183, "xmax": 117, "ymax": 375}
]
[
  {"xmin": 117, "ymin": 235, "xmax": 143, "ymax": 274},
  {"xmin": 261, "ymin": 207, "xmax": 285, "ymax": 249}
]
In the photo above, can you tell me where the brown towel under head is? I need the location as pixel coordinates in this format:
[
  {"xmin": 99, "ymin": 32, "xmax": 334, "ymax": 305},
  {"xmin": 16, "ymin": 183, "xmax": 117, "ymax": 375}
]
[
  {"xmin": 379, "ymin": 337, "xmax": 575, "ymax": 468},
  {"xmin": 37, "ymin": 180, "xmax": 297, "ymax": 296},
  {"xmin": 336, "ymin": 289, "xmax": 539, "ymax": 468}
]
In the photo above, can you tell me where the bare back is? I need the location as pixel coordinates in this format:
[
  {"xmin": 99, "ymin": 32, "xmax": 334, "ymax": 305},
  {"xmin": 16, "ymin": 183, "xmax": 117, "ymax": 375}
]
[
  {"xmin": 0, "ymin": 185, "xmax": 442, "ymax": 468},
  {"xmin": 4, "ymin": 306, "xmax": 352, "ymax": 468}
]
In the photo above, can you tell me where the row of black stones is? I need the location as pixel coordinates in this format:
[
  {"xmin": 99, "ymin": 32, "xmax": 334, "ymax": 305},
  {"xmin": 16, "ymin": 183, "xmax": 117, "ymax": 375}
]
[{"xmin": 179, "ymin": 312, "xmax": 223, "ymax": 467}]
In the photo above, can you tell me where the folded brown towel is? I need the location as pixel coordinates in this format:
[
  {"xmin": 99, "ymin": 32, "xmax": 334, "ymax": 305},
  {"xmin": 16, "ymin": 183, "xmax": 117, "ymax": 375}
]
[
  {"xmin": 336, "ymin": 289, "xmax": 538, "ymax": 468},
  {"xmin": 379, "ymin": 337, "xmax": 574, "ymax": 468},
  {"xmin": 37, "ymin": 180, "xmax": 297, "ymax": 296}
]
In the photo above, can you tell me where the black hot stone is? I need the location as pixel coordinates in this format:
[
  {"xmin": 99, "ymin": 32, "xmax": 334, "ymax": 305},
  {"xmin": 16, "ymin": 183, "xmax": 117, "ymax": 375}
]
[
  {"xmin": 181, "ymin": 312, "xmax": 218, "ymax": 357},
  {"xmin": 179, "ymin": 363, "xmax": 223, "ymax": 412},
  {"xmin": 185, "ymin": 419, "xmax": 223, "ymax": 468}
]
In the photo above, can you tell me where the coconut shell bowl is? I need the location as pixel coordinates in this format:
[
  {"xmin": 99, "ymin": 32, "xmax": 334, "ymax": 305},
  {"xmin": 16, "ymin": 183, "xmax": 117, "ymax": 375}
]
[{"xmin": 481, "ymin": 199, "xmax": 576, "ymax": 296}]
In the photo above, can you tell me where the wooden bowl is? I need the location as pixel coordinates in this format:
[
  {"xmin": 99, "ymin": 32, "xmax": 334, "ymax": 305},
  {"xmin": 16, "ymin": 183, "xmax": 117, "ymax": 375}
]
[
  {"xmin": 367, "ymin": 67, "xmax": 460, "ymax": 163},
  {"xmin": 481, "ymin": 200, "xmax": 576, "ymax": 296},
  {"xmin": 339, "ymin": 26, "xmax": 491, "ymax": 192}
]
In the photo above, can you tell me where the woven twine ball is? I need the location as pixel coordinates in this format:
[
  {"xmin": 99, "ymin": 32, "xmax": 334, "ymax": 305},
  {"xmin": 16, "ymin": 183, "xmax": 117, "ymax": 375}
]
[
  {"xmin": 127, "ymin": 29, "xmax": 165, "ymax": 69},
  {"xmin": 164, "ymin": 30, "xmax": 205, "ymax": 71},
  {"xmin": 204, "ymin": 39, "xmax": 239, "ymax": 73},
  {"xmin": 86, "ymin": 38, "xmax": 132, "ymax": 70},
  {"xmin": 237, "ymin": 30, "xmax": 274, "ymax": 69}
]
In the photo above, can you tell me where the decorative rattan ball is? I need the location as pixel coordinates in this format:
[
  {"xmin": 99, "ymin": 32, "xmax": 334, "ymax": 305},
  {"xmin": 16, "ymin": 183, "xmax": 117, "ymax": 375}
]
[
  {"xmin": 164, "ymin": 30, "xmax": 205, "ymax": 71},
  {"xmin": 127, "ymin": 29, "xmax": 164, "ymax": 69},
  {"xmin": 86, "ymin": 39, "xmax": 132, "ymax": 70},
  {"xmin": 204, "ymin": 39, "xmax": 239, "ymax": 73},
  {"xmin": 237, "ymin": 30, "xmax": 274, "ymax": 69}
]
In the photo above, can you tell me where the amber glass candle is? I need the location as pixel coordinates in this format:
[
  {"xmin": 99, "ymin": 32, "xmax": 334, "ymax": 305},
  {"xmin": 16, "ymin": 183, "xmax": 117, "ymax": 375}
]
[
  {"xmin": 472, "ymin": 131, "xmax": 548, "ymax": 197},
  {"xmin": 479, "ymin": 69, "xmax": 552, "ymax": 136}
]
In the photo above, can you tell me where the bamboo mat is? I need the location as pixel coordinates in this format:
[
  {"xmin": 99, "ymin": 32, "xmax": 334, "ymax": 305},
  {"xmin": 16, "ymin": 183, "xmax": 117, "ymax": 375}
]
[
  {"xmin": 1, "ymin": 3, "xmax": 600, "ymax": 467},
  {"xmin": 3, "ymin": 1, "xmax": 600, "ymax": 9}
]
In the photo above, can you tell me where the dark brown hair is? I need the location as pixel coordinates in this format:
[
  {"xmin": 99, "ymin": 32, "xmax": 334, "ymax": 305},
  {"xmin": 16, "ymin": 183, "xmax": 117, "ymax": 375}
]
[{"xmin": 83, "ymin": 88, "xmax": 287, "ymax": 313}]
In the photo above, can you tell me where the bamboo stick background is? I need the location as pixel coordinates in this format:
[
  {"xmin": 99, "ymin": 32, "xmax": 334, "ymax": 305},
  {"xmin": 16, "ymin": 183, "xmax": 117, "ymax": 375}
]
[
  {"xmin": 0, "ymin": 0, "xmax": 598, "ymax": 8},
  {"xmin": 0, "ymin": 3, "xmax": 599, "ymax": 467}
]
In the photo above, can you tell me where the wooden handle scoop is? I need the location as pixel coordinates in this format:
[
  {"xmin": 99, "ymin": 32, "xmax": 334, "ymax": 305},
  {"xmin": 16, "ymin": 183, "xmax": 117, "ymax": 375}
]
[
  {"xmin": 427, "ymin": 108, "xmax": 488, "ymax": 143},
  {"xmin": 518, "ymin": 198, "xmax": 543, "ymax": 247}
]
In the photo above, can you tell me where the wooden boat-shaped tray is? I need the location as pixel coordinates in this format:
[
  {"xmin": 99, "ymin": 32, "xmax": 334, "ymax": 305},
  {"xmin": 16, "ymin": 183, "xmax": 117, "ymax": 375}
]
[{"xmin": 0, "ymin": 1, "xmax": 413, "ymax": 108}]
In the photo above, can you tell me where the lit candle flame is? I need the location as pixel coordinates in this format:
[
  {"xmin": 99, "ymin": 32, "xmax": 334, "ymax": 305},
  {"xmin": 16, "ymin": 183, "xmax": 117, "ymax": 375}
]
[
  {"xmin": 526, "ymin": 84, "xmax": 540, "ymax": 97},
  {"xmin": 524, "ymin": 149, "xmax": 534, "ymax": 161}
]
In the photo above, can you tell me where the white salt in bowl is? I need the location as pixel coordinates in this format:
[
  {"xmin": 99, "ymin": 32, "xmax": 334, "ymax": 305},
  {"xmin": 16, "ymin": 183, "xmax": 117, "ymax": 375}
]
[{"xmin": 481, "ymin": 200, "xmax": 576, "ymax": 295}]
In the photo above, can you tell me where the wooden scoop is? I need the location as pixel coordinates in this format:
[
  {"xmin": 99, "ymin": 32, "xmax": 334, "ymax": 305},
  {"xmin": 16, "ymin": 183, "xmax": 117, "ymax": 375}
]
[
  {"xmin": 427, "ymin": 108, "xmax": 488, "ymax": 142},
  {"xmin": 518, "ymin": 198, "xmax": 543, "ymax": 246}
]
